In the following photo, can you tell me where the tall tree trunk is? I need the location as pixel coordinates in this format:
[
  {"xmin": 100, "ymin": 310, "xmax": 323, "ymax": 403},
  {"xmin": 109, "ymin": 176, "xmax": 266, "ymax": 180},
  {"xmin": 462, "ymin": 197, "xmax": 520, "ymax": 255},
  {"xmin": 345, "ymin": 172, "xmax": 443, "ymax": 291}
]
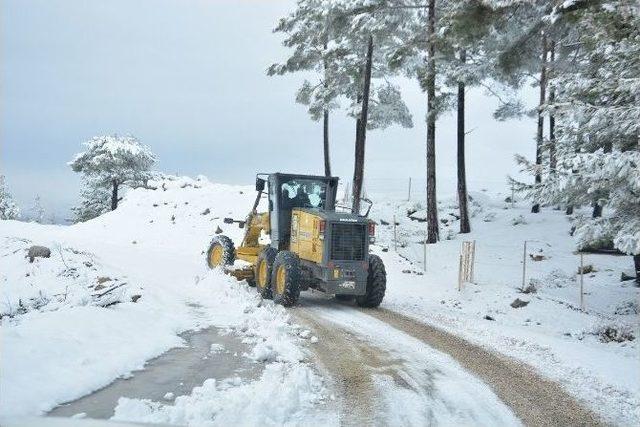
[
  {"xmin": 634, "ymin": 254, "xmax": 640, "ymax": 286},
  {"xmin": 323, "ymin": 109, "xmax": 331, "ymax": 176},
  {"xmin": 548, "ymin": 40, "xmax": 556, "ymax": 172},
  {"xmin": 566, "ymin": 205, "xmax": 574, "ymax": 215},
  {"xmin": 322, "ymin": 37, "xmax": 332, "ymax": 177},
  {"xmin": 352, "ymin": 35, "xmax": 373, "ymax": 215},
  {"xmin": 457, "ymin": 49, "xmax": 470, "ymax": 234},
  {"xmin": 111, "ymin": 180, "xmax": 119, "ymax": 211},
  {"xmin": 532, "ymin": 33, "xmax": 548, "ymax": 214},
  {"xmin": 425, "ymin": 0, "xmax": 439, "ymax": 243}
]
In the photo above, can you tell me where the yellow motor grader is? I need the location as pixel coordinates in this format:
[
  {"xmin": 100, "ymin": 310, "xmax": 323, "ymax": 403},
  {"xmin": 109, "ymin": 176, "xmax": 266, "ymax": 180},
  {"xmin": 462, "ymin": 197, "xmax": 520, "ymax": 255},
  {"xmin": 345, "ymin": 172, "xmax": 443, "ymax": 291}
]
[{"xmin": 206, "ymin": 173, "xmax": 386, "ymax": 307}]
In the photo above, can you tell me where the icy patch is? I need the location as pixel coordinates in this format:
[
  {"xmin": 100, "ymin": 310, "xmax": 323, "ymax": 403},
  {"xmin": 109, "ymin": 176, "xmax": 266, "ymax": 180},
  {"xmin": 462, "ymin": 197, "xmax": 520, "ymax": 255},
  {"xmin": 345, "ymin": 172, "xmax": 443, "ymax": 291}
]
[{"xmin": 112, "ymin": 269, "xmax": 330, "ymax": 425}]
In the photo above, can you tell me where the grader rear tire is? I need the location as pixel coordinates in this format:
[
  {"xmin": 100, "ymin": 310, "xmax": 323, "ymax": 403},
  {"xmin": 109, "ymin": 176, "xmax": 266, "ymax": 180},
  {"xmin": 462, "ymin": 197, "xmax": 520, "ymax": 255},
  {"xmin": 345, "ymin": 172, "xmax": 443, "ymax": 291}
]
[
  {"xmin": 356, "ymin": 254, "xmax": 386, "ymax": 308},
  {"xmin": 271, "ymin": 251, "xmax": 301, "ymax": 307},
  {"xmin": 206, "ymin": 235, "xmax": 235, "ymax": 269},
  {"xmin": 255, "ymin": 247, "xmax": 277, "ymax": 299}
]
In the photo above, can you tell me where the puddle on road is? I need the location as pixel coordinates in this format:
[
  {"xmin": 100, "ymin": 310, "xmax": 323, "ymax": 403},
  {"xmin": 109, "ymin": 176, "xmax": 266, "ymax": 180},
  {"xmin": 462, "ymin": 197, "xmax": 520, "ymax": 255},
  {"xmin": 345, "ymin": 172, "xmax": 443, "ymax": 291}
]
[{"xmin": 49, "ymin": 327, "xmax": 261, "ymax": 419}]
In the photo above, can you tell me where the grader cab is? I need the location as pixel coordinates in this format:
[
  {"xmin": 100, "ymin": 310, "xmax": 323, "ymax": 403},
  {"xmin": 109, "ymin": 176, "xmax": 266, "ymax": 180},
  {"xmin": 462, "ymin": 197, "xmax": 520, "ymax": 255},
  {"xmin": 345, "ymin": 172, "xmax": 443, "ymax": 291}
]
[{"xmin": 206, "ymin": 173, "xmax": 386, "ymax": 307}]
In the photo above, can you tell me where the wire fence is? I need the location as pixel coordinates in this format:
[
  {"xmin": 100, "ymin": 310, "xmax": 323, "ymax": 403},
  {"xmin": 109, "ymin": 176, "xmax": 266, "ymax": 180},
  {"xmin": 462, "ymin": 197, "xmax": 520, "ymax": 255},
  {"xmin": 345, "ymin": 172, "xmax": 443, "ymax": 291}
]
[
  {"xmin": 355, "ymin": 176, "xmax": 516, "ymax": 202},
  {"xmin": 384, "ymin": 225, "xmax": 622, "ymax": 317}
]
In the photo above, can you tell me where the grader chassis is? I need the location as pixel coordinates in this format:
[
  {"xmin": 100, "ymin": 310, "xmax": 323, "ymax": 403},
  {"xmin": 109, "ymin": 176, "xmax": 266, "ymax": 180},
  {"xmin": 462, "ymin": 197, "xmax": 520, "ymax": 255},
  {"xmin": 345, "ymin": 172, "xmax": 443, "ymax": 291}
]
[{"xmin": 206, "ymin": 173, "xmax": 386, "ymax": 307}]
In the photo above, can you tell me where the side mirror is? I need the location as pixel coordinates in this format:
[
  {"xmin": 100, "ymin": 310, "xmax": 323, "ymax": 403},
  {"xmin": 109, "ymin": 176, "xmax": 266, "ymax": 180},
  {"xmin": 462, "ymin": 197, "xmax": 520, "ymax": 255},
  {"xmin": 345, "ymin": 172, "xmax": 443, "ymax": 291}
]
[
  {"xmin": 256, "ymin": 177, "xmax": 266, "ymax": 192},
  {"xmin": 359, "ymin": 198, "xmax": 373, "ymax": 217},
  {"xmin": 223, "ymin": 217, "xmax": 246, "ymax": 228}
]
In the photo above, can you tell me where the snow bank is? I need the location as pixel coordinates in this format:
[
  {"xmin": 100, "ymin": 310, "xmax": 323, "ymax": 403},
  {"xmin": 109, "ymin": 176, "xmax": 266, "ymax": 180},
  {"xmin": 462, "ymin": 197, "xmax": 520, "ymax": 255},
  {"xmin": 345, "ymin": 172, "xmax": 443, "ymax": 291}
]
[
  {"xmin": 1, "ymin": 237, "xmax": 138, "ymax": 318},
  {"xmin": 1, "ymin": 175, "xmax": 328, "ymax": 423},
  {"xmin": 113, "ymin": 363, "xmax": 327, "ymax": 426},
  {"xmin": 112, "ymin": 271, "xmax": 331, "ymax": 426}
]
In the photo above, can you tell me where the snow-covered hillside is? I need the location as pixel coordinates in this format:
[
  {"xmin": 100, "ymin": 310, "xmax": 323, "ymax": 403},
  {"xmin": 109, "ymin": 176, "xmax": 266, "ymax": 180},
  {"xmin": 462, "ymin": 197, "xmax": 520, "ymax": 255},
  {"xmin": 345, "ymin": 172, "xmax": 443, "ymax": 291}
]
[
  {"xmin": 368, "ymin": 193, "xmax": 639, "ymax": 425},
  {"xmin": 0, "ymin": 176, "xmax": 331, "ymax": 424},
  {"xmin": 1, "ymin": 175, "xmax": 638, "ymax": 425}
]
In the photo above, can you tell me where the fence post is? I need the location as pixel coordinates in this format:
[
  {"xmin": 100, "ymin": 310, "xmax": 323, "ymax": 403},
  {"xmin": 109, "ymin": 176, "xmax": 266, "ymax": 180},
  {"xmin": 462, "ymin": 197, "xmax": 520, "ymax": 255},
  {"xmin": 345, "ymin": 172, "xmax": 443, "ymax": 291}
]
[
  {"xmin": 521, "ymin": 240, "xmax": 527, "ymax": 291},
  {"xmin": 458, "ymin": 254, "xmax": 463, "ymax": 292},
  {"xmin": 393, "ymin": 215, "xmax": 397, "ymax": 252},
  {"xmin": 470, "ymin": 240, "xmax": 476, "ymax": 282},
  {"xmin": 407, "ymin": 177, "xmax": 412, "ymax": 201},
  {"xmin": 580, "ymin": 252, "xmax": 584, "ymax": 310}
]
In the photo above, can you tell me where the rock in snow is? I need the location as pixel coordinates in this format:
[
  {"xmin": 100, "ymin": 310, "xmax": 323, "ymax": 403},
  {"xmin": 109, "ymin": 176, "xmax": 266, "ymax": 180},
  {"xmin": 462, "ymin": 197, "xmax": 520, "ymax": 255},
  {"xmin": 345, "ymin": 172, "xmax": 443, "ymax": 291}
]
[
  {"xmin": 27, "ymin": 245, "xmax": 50, "ymax": 262},
  {"xmin": 510, "ymin": 298, "xmax": 530, "ymax": 309}
]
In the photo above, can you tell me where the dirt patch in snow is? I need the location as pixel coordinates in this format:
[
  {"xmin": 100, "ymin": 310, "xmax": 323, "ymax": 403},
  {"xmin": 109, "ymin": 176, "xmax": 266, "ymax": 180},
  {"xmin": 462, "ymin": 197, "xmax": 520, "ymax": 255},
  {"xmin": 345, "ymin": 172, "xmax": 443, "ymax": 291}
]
[{"xmin": 292, "ymin": 309, "xmax": 400, "ymax": 426}]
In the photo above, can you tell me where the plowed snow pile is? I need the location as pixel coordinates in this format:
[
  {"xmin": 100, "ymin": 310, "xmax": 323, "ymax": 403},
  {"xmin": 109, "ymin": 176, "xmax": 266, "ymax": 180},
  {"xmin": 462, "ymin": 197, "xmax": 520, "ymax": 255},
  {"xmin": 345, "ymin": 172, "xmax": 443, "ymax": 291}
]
[{"xmin": 0, "ymin": 176, "xmax": 332, "ymax": 425}]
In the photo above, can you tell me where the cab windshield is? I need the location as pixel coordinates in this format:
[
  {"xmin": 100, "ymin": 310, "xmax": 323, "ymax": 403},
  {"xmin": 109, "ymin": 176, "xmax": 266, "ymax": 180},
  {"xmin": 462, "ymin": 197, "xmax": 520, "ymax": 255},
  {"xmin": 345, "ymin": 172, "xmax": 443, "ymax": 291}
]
[{"xmin": 280, "ymin": 178, "xmax": 328, "ymax": 210}]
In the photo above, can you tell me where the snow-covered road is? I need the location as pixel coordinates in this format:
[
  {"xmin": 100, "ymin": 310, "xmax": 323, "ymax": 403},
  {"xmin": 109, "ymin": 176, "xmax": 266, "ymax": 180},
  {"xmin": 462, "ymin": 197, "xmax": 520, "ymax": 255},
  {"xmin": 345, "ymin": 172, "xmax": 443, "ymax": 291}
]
[
  {"xmin": 293, "ymin": 295, "xmax": 603, "ymax": 426},
  {"xmin": 294, "ymin": 299, "xmax": 520, "ymax": 426},
  {"xmin": 2, "ymin": 175, "xmax": 632, "ymax": 426}
]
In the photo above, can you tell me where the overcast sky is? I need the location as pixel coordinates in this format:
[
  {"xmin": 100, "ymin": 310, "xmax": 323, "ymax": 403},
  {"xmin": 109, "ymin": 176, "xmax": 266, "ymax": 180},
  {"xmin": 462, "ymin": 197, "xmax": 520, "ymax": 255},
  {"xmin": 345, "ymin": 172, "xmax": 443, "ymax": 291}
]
[{"xmin": 1, "ymin": 0, "xmax": 536, "ymax": 221}]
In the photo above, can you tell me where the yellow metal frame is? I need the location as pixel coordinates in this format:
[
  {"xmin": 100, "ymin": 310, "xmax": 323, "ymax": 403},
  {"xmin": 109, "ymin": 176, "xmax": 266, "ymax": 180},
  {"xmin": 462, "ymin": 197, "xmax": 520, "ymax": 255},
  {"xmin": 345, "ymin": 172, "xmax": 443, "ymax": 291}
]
[
  {"xmin": 209, "ymin": 245, "xmax": 223, "ymax": 266},
  {"xmin": 289, "ymin": 209, "xmax": 324, "ymax": 264},
  {"xmin": 229, "ymin": 207, "xmax": 270, "ymax": 283},
  {"xmin": 275, "ymin": 265, "xmax": 286, "ymax": 295}
]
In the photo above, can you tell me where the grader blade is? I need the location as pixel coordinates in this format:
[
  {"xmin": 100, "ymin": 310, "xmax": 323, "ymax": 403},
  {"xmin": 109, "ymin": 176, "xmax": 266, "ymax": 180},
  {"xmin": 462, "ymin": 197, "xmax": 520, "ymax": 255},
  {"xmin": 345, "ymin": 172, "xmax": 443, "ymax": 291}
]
[{"xmin": 224, "ymin": 265, "xmax": 254, "ymax": 282}]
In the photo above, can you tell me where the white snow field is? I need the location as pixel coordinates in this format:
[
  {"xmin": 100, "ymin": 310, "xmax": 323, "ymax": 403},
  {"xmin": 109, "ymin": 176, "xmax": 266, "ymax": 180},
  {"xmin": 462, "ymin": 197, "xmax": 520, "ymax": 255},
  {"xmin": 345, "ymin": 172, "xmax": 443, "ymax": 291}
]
[
  {"xmin": 368, "ymin": 192, "xmax": 639, "ymax": 426},
  {"xmin": 1, "ymin": 175, "xmax": 638, "ymax": 425},
  {"xmin": 0, "ymin": 176, "xmax": 331, "ymax": 425}
]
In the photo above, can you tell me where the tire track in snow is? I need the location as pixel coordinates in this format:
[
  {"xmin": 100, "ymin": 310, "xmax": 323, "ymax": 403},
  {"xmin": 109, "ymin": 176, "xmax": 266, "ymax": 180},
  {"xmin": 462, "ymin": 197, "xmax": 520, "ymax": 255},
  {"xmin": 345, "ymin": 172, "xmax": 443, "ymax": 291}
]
[
  {"xmin": 293, "ymin": 296, "xmax": 522, "ymax": 426},
  {"xmin": 292, "ymin": 308, "xmax": 397, "ymax": 426},
  {"xmin": 361, "ymin": 307, "xmax": 607, "ymax": 427},
  {"xmin": 296, "ymin": 293, "xmax": 604, "ymax": 427}
]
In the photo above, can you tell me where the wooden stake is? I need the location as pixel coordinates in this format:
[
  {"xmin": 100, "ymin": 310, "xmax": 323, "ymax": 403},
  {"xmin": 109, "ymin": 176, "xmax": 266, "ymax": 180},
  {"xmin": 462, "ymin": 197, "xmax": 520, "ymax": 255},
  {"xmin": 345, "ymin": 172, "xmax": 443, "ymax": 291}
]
[
  {"xmin": 458, "ymin": 254, "xmax": 463, "ymax": 292},
  {"xmin": 408, "ymin": 177, "xmax": 412, "ymax": 201},
  {"xmin": 470, "ymin": 240, "xmax": 476, "ymax": 283}
]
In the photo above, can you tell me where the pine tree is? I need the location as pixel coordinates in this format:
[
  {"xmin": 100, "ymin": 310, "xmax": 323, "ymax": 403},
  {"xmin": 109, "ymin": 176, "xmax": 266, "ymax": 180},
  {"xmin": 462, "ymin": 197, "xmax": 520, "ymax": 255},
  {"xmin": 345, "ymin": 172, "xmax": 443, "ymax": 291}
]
[
  {"xmin": 69, "ymin": 135, "xmax": 156, "ymax": 211},
  {"xmin": 71, "ymin": 178, "xmax": 112, "ymax": 223},
  {"xmin": 508, "ymin": 1, "xmax": 640, "ymax": 281},
  {"xmin": 270, "ymin": 0, "xmax": 413, "ymax": 210},
  {"xmin": 28, "ymin": 195, "xmax": 46, "ymax": 224},
  {"xmin": 437, "ymin": 0, "xmax": 504, "ymax": 234},
  {"xmin": 0, "ymin": 175, "xmax": 20, "ymax": 220},
  {"xmin": 268, "ymin": 0, "xmax": 342, "ymax": 176}
]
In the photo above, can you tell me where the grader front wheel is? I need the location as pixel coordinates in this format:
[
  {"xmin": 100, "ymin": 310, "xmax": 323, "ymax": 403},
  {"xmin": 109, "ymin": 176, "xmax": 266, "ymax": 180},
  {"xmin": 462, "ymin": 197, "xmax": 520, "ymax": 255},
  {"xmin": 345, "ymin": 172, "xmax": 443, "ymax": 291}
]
[
  {"xmin": 271, "ymin": 251, "xmax": 301, "ymax": 307},
  {"xmin": 206, "ymin": 235, "xmax": 235, "ymax": 268}
]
